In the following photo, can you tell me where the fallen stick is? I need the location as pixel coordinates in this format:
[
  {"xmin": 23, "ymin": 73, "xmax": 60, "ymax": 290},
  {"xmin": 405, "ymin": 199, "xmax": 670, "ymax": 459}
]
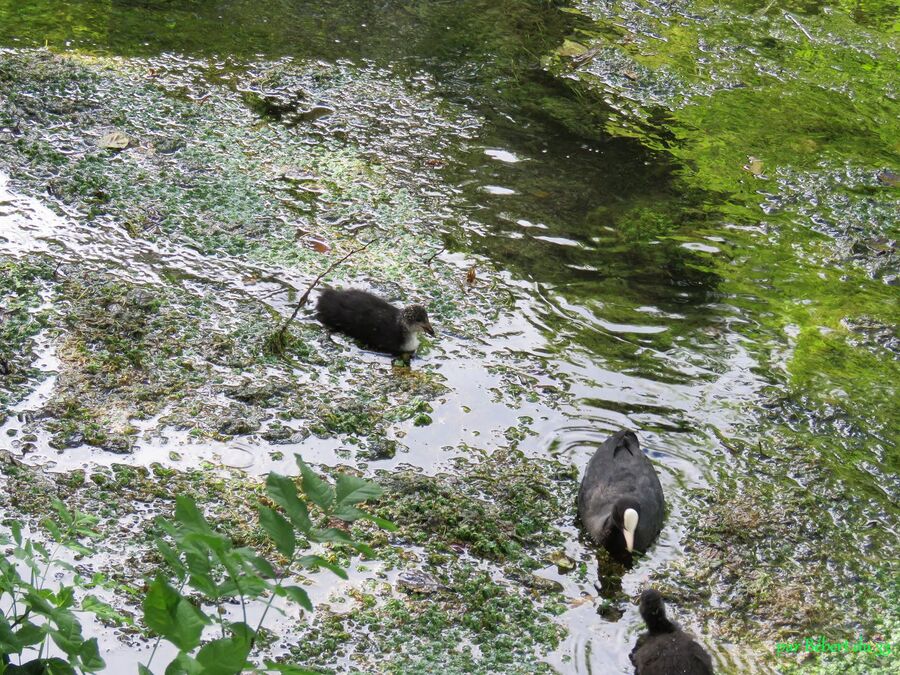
[
  {"xmin": 270, "ymin": 238, "xmax": 375, "ymax": 348},
  {"xmin": 784, "ymin": 12, "xmax": 814, "ymax": 41}
]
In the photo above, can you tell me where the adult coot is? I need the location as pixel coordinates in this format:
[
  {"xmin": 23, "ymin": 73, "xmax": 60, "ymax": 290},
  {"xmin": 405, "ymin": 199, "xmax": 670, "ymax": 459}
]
[
  {"xmin": 316, "ymin": 288, "xmax": 434, "ymax": 355},
  {"xmin": 577, "ymin": 429, "xmax": 664, "ymax": 565},
  {"xmin": 631, "ymin": 589, "xmax": 714, "ymax": 674}
]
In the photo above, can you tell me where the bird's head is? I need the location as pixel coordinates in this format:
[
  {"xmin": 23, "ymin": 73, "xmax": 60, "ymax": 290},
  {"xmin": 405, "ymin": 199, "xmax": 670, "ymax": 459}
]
[
  {"xmin": 401, "ymin": 305, "xmax": 435, "ymax": 336},
  {"xmin": 639, "ymin": 589, "xmax": 667, "ymax": 623}
]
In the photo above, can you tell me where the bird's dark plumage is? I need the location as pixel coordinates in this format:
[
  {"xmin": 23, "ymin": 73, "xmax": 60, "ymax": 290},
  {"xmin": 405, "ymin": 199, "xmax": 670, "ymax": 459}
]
[
  {"xmin": 315, "ymin": 288, "xmax": 434, "ymax": 355},
  {"xmin": 577, "ymin": 429, "xmax": 665, "ymax": 565},
  {"xmin": 631, "ymin": 589, "xmax": 714, "ymax": 675}
]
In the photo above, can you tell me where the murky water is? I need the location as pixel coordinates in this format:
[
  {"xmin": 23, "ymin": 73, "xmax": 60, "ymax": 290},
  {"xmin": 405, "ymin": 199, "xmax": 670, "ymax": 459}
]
[{"xmin": 0, "ymin": 0, "xmax": 897, "ymax": 673}]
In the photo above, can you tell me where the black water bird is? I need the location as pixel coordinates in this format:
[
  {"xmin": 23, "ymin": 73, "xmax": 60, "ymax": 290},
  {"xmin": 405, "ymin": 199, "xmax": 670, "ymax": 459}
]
[
  {"xmin": 577, "ymin": 429, "xmax": 665, "ymax": 565},
  {"xmin": 315, "ymin": 288, "xmax": 434, "ymax": 355},
  {"xmin": 630, "ymin": 589, "xmax": 714, "ymax": 675}
]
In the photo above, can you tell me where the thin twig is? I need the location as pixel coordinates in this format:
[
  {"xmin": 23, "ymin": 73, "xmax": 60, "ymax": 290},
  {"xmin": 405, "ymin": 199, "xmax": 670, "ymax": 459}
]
[
  {"xmin": 273, "ymin": 238, "xmax": 375, "ymax": 340},
  {"xmin": 423, "ymin": 245, "xmax": 446, "ymax": 266},
  {"xmin": 784, "ymin": 12, "xmax": 814, "ymax": 41}
]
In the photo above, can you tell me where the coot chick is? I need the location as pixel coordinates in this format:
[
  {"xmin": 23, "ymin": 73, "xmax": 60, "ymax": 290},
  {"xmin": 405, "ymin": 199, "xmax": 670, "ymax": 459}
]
[
  {"xmin": 631, "ymin": 589, "xmax": 713, "ymax": 675},
  {"xmin": 316, "ymin": 288, "xmax": 434, "ymax": 355},
  {"xmin": 577, "ymin": 429, "xmax": 664, "ymax": 565}
]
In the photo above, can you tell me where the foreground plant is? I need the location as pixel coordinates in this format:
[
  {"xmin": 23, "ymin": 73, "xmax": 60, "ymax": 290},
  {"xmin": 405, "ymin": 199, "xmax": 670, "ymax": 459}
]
[
  {"xmin": 1, "ymin": 456, "xmax": 391, "ymax": 674},
  {"xmin": 1, "ymin": 499, "xmax": 116, "ymax": 674},
  {"xmin": 142, "ymin": 456, "xmax": 392, "ymax": 674}
]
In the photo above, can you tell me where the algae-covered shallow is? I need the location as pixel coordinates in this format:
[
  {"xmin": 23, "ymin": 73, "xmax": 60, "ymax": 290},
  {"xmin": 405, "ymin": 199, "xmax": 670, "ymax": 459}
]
[{"xmin": 0, "ymin": 0, "xmax": 897, "ymax": 673}]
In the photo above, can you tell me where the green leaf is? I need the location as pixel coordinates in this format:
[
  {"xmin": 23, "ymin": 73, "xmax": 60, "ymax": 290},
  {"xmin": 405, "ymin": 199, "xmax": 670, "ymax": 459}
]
[
  {"xmin": 349, "ymin": 541, "xmax": 375, "ymax": 558},
  {"xmin": 237, "ymin": 549, "xmax": 277, "ymax": 579},
  {"xmin": 82, "ymin": 594, "xmax": 131, "ymax": 626},
  {"xmin": 42, "ymin": 517, "xmax": 64, "ymax": 543},
  {"xmin": 335, "ymin": 474, "xmax": 382, "ymax": 506},
  {"xmin": 174, "ymin": 496, "xmax": 215, "ymax": 535},
  {"xmin": 195, "ymin": 635, "xmax": 252, "ymax": 675},
  {"xmin": 79, "ymin": 637, "xmax": 106, "ymax": 672},
  {"xmin": 296, "ymin": 555, "xmax": 348, "ymax": 580},
  {"xmin": 227, "ymin": 621, "xmax": 256, "ymax": 647},
  {"xmin": 138, "ymin": 665, "xmax": 155, "ymax": 675},
  {"xmin": 258, "ymin": 506, "xmax": 296, "ymax": 558},
  {"xmin": 23, "ymin": 589, "xmax": 56, "ymax": 616},
  {"xmin": 309, "ymin": 527, "xmax": 353, "ymax": 546},
  {"xmin": 264, "ymin": 662, "xmax": 320, "ymax": 675},
  {"xmin": 51, "ymin": 499, "xmax": 74, "ymax": 526},
  {"xmin": 275, "ymin": 584, "xmax": 313, "ymax": 611},
  {"xmin": 296, "ymin": 457, "xmax": 335, "ymax": 513},
  {"xmin": 143, "ymin": 576, "xmax": 209, "ymax": 652},
  {"xmin": 155, "ymin": 539, "xmax": 186, "ymax": 576},
  {"xmin": 331, "ymin": 504, "xmax": 397, "ymax": 530},
  {"xmin": 42, "ymin": 657, "xmax": 77, "ymax": 675},
  {"xmin": 11, "ymin": 520, "xmax": 22, "ymax": 545},
  {"xmin": 49, "ymin": 610, "xmax": 86, "ymax": 659},
  {"xmin": 265, "ymin": 473, "xmax": 312, "ymax": 533},
  {"xmin": 216, "ymin": 574, "xmax": 270, "ymax": 599},
  {"xmin": 13, "ymin": 620, "xmax": 46, "ymax": 648},
  {"xmin": 362, "ymin": 514, "xmax": 397, "ymax": 531},
  {"xmin": 163, "ymin": 652, "xmax": 204, "ymax": 675},
  {"xmin": 55, "ymin": 584, "xmax": 75, "ymax": 609}
]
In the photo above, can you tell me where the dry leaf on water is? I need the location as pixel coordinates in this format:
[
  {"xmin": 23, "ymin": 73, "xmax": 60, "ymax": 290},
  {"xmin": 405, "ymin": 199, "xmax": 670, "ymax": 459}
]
[
  {"xmin": 98, "ymin": 131, "xmax": 131, "ymax": 150},
  {"xmin": 307, "ymin": 238, "xmax": 331, "ymax": 253},
  {"xmin": 743, "ymin": 156, "xmax": 764, "ymax": 176}
]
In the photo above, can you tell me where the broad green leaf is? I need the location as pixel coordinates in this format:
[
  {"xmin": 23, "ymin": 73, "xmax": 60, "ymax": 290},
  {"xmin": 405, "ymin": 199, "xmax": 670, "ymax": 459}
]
[
  {"xmin": 42, "ymin": 657, "xmax": 77, "ymax": 675},
  {"xmin": 296, "ymin": 457, "xmax": 334, "ymax": 512},
  {"xmin": 195, "ymin": 636, "xmax": 252, "ymax": 675},
  {"xmin": 138, "ymin": 665, "xmax": 154, "ymax": 675},
  {"xmin": 227, "ymin": 621, "xmax": 255, "ymax": 645},
  {"xmin": 259, "ymin": 507, "xmax": 296, "ymax": 558},
  {"xmin": 236, "ymin": 549, "xmax": 277, "ymax": 579},
  {"xmin": 79, "ymin": 637, "xmax": 106, "ymax": 672},
  {"xmin": 13, "ymin": 620, "xmax": 46, "ymax": 648},
  {"xmin": 331, "ymin": 503, "xmax": 397, "ymax": 527},
  {"xmin": 41, "ymin": 518, "xmax": 63, "ymax": 542},
  {"xmin": 275, "ymin": 584, "xmax": 313, "ymax": 611},
  {"xmin": 296, "ymin": 555, "xmax": 348, "ymax": 580},
  {"xmin": 82, "ymin": 594, "xmax": 131, "ymax": 625},
  {"xmin": 143, "ymin": 576, "xmax": 209, "ymax": 652},
  {"xmin": 309, "ymin": 527, "xmax": 353, "ymax": 546},
  {"xmin": 362, "ymin": 514, "xmax": 397, "ymax": 532},
  {"xmin": 335, "ymin": 474, "xmax": 382, "ymax": 506},
  {"xmin": 350, "ymin": 541, "xmax": 375, "ymax": 558},
  {"xmin": 163, "ymin": 652, "xmax": 204, "ymax": 675},
  {"xmin": 23, "ymin": 589, "xmax": 56, "ymax": 615},
  {"xmin": 49, "ymin": 614, "xmax": 86, "ymax": 659},
  {"xmin": 216, "ymin": 574, "xmax": 270, "ymax": 599},
  {"xmin": 11, "ymin": 520, "xmax": 22, "ymax": 545},
  {"xmin": 0, "ymin": 615, "xmax": 18, "ymax": 653},
  {"xmin": 55, "ymin": 584, "xmax": 75, "ymax": 609},
  {"xmin": 265, "ymin": 473, "xmax": 312, "ymax": 533},
  {"xmin": 51, "ymin": 498, "xmax": 74, "ymax": 525}
]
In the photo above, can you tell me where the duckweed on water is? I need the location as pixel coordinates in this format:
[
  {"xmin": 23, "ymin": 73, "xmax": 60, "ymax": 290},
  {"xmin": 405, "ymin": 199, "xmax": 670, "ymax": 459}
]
[
  {"xmin": 287, "ymin": 447, "xmax": 576, "ymax": 672},
  {"xmin": 0, "ymin": 258, "xmax": 53, "ymax": 407}
]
